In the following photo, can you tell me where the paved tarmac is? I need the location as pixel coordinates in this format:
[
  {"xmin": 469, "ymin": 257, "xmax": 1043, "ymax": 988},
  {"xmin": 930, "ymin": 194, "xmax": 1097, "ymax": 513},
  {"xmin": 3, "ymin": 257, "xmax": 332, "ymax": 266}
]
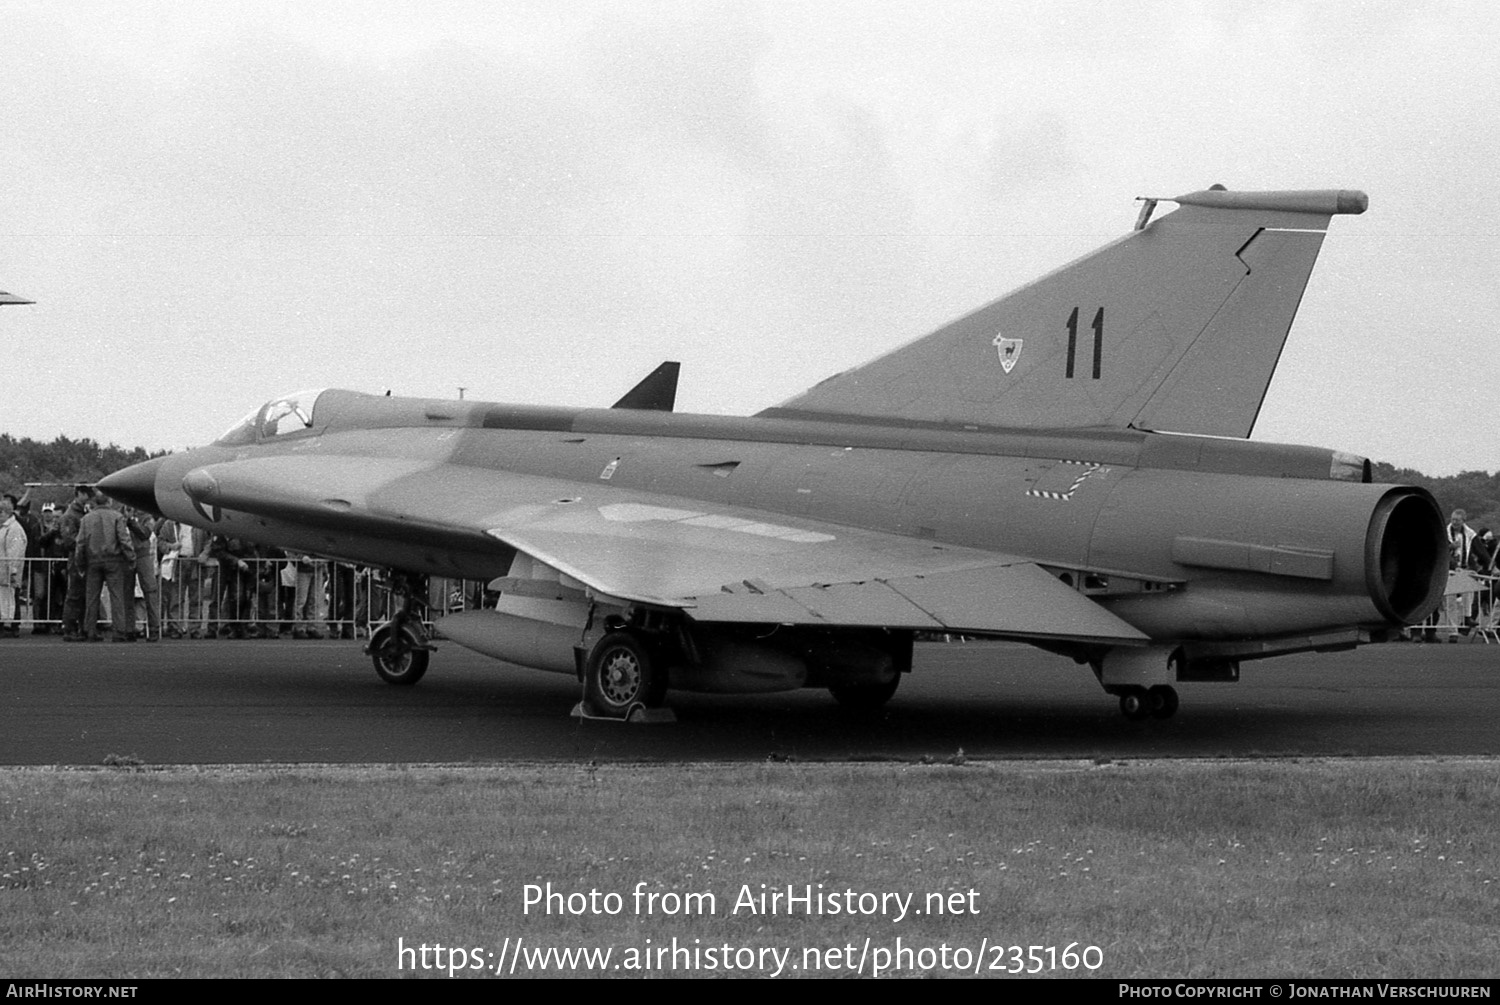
[{"xmin": 2, "ymin": 636, "xmax": 1497, "ymax": 764}]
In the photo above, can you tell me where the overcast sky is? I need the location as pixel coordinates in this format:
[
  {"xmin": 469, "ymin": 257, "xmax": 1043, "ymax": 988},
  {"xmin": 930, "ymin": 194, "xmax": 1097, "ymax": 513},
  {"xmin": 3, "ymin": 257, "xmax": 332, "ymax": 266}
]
[{"xmin": 3, "ymin": 1, "xmax": 1497, "ymax": 475}]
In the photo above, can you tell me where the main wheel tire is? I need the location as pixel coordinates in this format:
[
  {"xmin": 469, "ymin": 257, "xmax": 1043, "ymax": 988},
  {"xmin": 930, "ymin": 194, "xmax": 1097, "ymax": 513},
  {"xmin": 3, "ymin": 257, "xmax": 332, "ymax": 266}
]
[
  {"xmin": 584, "ymin": 631, "xmax": 665, "ymax": 716},
  {"xmin": 1148, "ymin": 684, "xmax": 1179, "ymax": 719},
  {"xmin": 1119, "ymin": 688, "xmax": 1150, "ymax": 721},
  {"xmin": 829, "ymin": 674, "xmax": 901, "ymax": 710},
  {"xmin": 371, "ymin": 625, "xmax": 430, "ymax": 686}
]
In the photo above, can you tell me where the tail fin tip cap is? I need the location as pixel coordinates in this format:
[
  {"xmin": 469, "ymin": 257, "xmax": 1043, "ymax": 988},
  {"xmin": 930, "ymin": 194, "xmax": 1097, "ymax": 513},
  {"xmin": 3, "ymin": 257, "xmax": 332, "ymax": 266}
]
[{"xmin": 1165, "ymin": 188, "xmax": 1368, "ymax": 216}]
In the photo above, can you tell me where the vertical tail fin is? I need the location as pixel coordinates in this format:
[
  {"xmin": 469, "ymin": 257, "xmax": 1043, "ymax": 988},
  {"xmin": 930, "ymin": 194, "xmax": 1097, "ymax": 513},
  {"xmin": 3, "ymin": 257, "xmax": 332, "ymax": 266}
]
[{"xmin": 764, "ymin": 187, "xmax": 1367, "ymax": 438}]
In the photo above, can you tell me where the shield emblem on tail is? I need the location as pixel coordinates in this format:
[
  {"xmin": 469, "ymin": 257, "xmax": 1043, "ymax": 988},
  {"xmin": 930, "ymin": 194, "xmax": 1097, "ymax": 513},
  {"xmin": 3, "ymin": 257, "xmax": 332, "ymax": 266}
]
[{"xmin": 993, "ymin": 334, "xmax": 1023, "ymax": 374}]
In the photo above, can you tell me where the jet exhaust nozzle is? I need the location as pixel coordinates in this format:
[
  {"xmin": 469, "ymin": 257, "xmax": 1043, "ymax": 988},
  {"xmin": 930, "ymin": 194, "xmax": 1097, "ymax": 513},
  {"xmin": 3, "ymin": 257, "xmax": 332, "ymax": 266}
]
[{"xmin": 1365, "ymin": 488, "xmax": 1448, "ymax": 625}]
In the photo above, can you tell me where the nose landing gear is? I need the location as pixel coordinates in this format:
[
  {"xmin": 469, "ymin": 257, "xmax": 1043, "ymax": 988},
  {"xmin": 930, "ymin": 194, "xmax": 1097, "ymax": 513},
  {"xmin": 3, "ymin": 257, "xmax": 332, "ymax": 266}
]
[{"xmin": 366, "ymin": 572, "xmax": 436, "ymax": 686}]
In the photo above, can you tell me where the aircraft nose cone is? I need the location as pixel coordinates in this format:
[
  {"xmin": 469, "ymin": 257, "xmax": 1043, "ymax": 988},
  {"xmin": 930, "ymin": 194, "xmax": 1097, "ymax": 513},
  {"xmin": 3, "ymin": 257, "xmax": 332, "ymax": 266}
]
[{"xmin": 97, "ymin": 456, "xmax": 167, "ymax": 515}]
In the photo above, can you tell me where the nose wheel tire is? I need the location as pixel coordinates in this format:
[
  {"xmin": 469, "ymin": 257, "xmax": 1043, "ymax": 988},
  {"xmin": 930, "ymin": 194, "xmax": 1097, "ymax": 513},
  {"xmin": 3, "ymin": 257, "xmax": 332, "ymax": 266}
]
[
  {"xmin": 369, "ymin": 622, "xmax": 430, "ymax": 685},
  {"xmin": 371, "ymin": 637, "xmax": 429, "ymax": 685},
  {"xmin": 584, "ymin": 631, "xmax": 666, "ymax": 717}
]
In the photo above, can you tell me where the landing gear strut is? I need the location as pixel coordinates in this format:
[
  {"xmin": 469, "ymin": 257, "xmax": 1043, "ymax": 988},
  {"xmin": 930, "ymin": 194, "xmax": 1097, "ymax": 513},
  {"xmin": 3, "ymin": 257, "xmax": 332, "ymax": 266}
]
[{"xmin": 366, "ymin": 572, "xmax": 435, "ymax": 686}]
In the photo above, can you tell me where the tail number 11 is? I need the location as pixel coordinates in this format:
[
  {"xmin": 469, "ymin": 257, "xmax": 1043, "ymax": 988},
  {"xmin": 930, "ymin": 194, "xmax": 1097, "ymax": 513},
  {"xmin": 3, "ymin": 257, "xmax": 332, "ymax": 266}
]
[{"xmin": 1065, "ymin": 307, "xmax": 1103, "ymax": 379}]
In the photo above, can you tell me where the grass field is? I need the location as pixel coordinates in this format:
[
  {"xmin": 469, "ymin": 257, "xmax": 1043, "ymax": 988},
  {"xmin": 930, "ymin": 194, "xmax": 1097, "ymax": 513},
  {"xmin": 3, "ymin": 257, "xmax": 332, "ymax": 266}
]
[{"xmin": 2, "ymin": 759, "xmax": 1497, "ymax": 978}]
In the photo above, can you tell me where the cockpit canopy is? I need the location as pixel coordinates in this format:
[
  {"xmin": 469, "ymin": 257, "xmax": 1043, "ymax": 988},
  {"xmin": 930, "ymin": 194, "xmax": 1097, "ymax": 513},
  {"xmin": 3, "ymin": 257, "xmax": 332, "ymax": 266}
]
[{"xmin": 216, "ymin": 389, "xmax": 327, "ymax": 446}]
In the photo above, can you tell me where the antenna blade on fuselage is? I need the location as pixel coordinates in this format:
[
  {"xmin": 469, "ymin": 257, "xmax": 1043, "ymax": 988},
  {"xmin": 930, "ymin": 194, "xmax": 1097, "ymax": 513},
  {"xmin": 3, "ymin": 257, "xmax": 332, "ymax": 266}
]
[{"xmin": 612, "ymin": 361, "xmax": 680, "ymax": 411}]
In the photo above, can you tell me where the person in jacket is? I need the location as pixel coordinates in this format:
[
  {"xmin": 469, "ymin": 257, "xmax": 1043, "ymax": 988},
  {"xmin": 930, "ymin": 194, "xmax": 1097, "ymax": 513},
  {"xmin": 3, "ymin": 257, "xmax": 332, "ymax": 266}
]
[
  {"xmin": 0, "ymin": 497, "xmax": 27, "ymax": 637},
  {"xmin": 75, "ymin": 496, "xmax": 136, "ymax": 642},
  {"xmin": 58, "ymin": 485, "xmax": 94, "ymax": 641},
  {"xmin": 124, "ymin": 509, "xmax": 161, "ymax": 641}
]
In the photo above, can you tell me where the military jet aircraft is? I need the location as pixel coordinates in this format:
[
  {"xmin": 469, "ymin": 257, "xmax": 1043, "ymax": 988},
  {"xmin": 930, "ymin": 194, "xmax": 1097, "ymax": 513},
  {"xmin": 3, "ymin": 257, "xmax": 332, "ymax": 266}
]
[{"xmin": 99, "ymin": 186, "xmax": 1448, "ymax": 721}]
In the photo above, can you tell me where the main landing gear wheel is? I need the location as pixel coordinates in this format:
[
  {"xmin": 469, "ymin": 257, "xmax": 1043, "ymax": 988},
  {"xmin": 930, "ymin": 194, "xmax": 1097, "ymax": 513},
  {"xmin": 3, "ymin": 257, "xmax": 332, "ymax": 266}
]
[
  {"xmin": 829, "ymin": 674, "xmax": 901, "ymax": 710},
  {"xmin": 584, "ymin": 631, "xmax": 666, "ymax": 717},
  {"xmin": 1119, "ymin": 688, "xmax": 1150, "ymax": 721},
  {"xmin": 369, "ymin": 623, "xmax": 430, "ymax": 686},
  {"xmin": 1118, "ymin": 685, "xmax": 1179, "ymax": 720},
  {"xmin": 1148, "ymin": 684, "xmax": 1179, "ymax": 719}
]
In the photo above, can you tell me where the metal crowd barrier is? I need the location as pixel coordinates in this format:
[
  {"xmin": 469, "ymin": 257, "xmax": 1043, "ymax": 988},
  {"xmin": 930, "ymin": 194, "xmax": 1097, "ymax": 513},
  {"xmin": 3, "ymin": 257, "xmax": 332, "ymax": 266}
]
[
  {"xmin": 20, "ymin": 558, "xmax": 1498, "ymax": 644},
  {"xmin": 6, "ymin": 555, "xmax": 488, "ymax": 639},
  {"xmin": 1412, "ymin": 570, "xmax": 1499, "ymax": 644}
]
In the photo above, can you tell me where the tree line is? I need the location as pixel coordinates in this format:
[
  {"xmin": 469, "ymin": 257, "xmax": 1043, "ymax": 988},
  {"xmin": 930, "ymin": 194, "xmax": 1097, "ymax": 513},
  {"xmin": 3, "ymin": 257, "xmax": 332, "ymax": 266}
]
[
  {"xmin": 0, "ymin": 434, "xmax": 162, "ymax": 496},
  {"xmin": 1371, "ymin": 463, "xmax": 1500, "ymax": 534}
]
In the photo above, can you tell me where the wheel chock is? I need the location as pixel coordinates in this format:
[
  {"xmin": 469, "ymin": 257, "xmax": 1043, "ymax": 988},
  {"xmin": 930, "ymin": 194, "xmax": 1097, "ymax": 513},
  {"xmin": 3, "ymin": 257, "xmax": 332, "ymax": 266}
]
[{"xmin": 570, "ymin": 701, "xmax": 677, "ymax": 724}]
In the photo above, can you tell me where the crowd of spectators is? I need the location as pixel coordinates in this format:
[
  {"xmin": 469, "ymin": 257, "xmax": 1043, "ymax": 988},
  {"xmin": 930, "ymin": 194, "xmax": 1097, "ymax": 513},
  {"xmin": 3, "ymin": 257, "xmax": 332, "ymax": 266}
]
[
  {"xmin": 0, "ymin": 486, "xmax": 472, "ymax": 642},
  {"xmin": 1411, "ymin": 507, "xmax": 1500, "ymax": 643}
]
